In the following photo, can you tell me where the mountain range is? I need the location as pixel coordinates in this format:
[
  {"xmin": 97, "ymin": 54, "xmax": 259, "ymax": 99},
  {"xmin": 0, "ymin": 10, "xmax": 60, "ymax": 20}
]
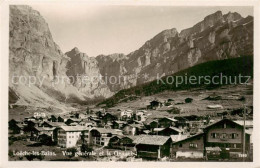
[{"xmin": 9, "ymin": 5, "xmax": 253, "ymax": 111}]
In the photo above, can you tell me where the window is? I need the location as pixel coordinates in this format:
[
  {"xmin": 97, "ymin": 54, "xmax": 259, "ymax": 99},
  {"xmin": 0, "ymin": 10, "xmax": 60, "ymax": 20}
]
[
  {"xmin": 222, "ymin": 133, "xmax": 227, "ymax": 139},
  {"xmin": 189, "ymin": 143, "xmax": 198, "ymax": 148},
  {"xmin": 223, "ymin": 123, "xmax": 226, "ymax": 128},
  {"xmin": 231, "ymin": 133, "xmax": 238, "ymax": 139},
  {"xmin": 211, "ymin": 133, "xmax": 217, "ymax": 138}
]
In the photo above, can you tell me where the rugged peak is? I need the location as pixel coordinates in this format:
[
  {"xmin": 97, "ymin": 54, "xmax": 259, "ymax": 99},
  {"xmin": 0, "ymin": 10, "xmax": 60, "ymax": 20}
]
[
  {"xmin": 162, "ymin": 28, "xmax": 178, "ymax": 34},
  {"xmin": 157, "ymin": 28, "xmax": 179, "ymax": 39},
  {"xmin": 144, "ymin": 28, "xmax": 179, "ymax": 49},
  {"xmin": 68, "ymin": 47, "xmax": 80, "ymax": 56},
  {"xmin": 180, "ymin": 11, "xmax": 224, "ymax": 37},
  {"xmin": 202, "ymin": 10, "xmax": 224, "ymax": 27},
  {"xmin": 223, "ymin": 11, "xmax": 243, "ymax": 22},
  {"xmin": 72, "ymin": 47, "xmax": 79, "ymax": 52},
  {"xmin": 66, "ymin": 47, "xmax": 89, "ymax": 61},
  {"xmin": 204, "ymin": 10, "xmax": 223, "ymax": 19}
]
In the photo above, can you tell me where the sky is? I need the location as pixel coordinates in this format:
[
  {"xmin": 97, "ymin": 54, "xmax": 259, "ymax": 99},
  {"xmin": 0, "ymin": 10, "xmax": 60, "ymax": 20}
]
[{"xmin": 31, "ymin": 5, "xmax": 253, "ymax": 57}]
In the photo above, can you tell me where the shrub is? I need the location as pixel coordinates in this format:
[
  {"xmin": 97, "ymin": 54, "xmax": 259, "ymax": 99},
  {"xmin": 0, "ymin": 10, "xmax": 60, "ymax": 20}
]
[{"xmin": 185, "ymin": 98, "xmax": 193, "ymax": 103}]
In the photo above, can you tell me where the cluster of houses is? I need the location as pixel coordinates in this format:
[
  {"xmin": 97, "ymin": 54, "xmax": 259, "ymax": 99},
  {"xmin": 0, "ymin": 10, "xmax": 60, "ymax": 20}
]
[
  {"xmin": 9, "ymin": 103, "xmax": 253, "ymax": 161},
  {"xmin": 9, "ymin": 96, "xmax": 253, "ymax": 160}
]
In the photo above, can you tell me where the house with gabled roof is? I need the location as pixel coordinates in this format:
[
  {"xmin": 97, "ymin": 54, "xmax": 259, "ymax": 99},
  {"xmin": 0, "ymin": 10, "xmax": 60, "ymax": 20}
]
[
  {"xmin": 158, "ymin": 117, "xmax": 177, "ymax": 128},
  {"xmin": 153, "ymin": 127, "xmax": 182, "ymax": 136},
  {"xmin": 170, "ymin": 133, "xmax": 205, "ymax": 159},
  {"xmin": 108, "ymin": 135, "xmax": 137, "ymax": 150},
  {"xmin": 101, "ymin": 112, "xmax": 118, "ymax": 125},
  {"xmin": 56, "ymin": 126, "xmax": 90, "ymax": 148},
  {"xmin": 89, "ymin": 128, "xmax": 123, "ymax": 146},
  {"xmin": 42, "ymin": 121, "xmax": 66, "ymax": 128},
  {"xmin": 112, "ymin": 120, "xmax": 127, "ymax": 129},
  {"xmin": 133, "ymin": 135, "xmax": 171, "ymax": 159},
  {"xmin": 174, "ymin": 116, "xmax": 189, "ymax": 129},
  {"xmin": 65, "ymin": 118, "xmax": 82, "ymax": 126},
  {"xmin": 147, "ymin": 100, "xmax": 163, "ymax": 110},
  {"xmin": 144, "ymin": 118, "xmax": 159, "ymax": 131},
  {"xmin": 9, "ymin": 119, "xmax": 24, "ymax": 134},
  {"xmin": 34, "ymin": 126, "xmax": 56, "ymax": 140},
  {"xmin": 203, "ymin": 118, "xmax": 252, "ymax": 159}
]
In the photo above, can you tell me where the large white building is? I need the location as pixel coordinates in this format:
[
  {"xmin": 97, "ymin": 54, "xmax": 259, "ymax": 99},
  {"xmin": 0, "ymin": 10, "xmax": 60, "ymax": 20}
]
[
  {"xmin": 57, "ymin": 126, "xmax": 90, "ymax": 148},
  {"xmin": 33, "ymin": 112, "xmax": 46, "ymax": 118},
  {"xmin": 120, "ymin": 110, "xmax": 133, "ymax": 120}
]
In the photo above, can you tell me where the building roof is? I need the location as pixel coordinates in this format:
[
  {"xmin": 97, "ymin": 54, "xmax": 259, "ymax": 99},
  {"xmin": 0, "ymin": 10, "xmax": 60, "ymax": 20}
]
[
  {"xmin": 91, "ymin": 128, "xmax": 121, "ymax": 135},
  {"xmin": 234, "ymin": 120, "xmax": 253, "ymax": 127},
  {"xmin": 133, "ymin": 135, "xmax": 170, "ymax": 146},
  {"xmin": 60, "ymin": 126, "xmax": 89, "ymax": 132},
  {"xmin": 16, "ymin": 123, "xmax": 24, "ymax": 128},
  {"xmin": 114, "ymin": 121, "xmax": 127, "ymax": 124},
  {"xmin": 166, "ymin": 117, "xmax": 177, "ymax": 122},
  {"xmin": 170, "ymin": 134, "xmax": 189, "ymax": 142},
  {"xmin": 68, "ymin": 118, "xmax": 82, "ymax": 122},
  {"xmin": 158, "ymin": 117, "xmax": 177, "ymax": 122},
  {"xmin": 154, "ymin": 128, "xmax": 165, "ymax": 132},
  {"xmin": 27, "ymin": 120, "xmax": 40, "ymax": 124},
  {"xmin": 207, "ymin": 105, "xmax": 223, "ymax": 109},
  {"xmin": 169, "ymin": 127, "xmax": 182, "ymax": 133},
  {"xmin": 110, "ymin": 135, "xmax": 125, "ymax": 139},
  {"xmin": 143, "ymin": 118, "xmax": 158, "ymax": 125},
  {"xmin": 143, "ymin": 130, "xmax": 150, "ymax": 134},
  {"xmin": 127, "ymin": 123, "xmax": 143, "ymax": 129},
  {"xmin": 154, "ymin": 127, "xmax": 182, "ymax": 133},
  {"xmin": 204, "ymin": 118, "xmax": 243, "ymax": 130},
  {"xmin": 124, "ymin": 135, "xmax": 138, "ymax": 141},
  {"xmin": 245, "ymin": 128, "xmax": 253, "ymax": 135},
  {"xmin": 34, "ymin": 127, "xmax": 56, "ymax": 132}
]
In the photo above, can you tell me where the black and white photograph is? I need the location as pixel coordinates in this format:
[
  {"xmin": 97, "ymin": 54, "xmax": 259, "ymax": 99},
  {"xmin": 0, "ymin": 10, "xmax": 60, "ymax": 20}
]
[{"xmin": 0, "ymin": 0, "xmax": 259, "ymax": 166}]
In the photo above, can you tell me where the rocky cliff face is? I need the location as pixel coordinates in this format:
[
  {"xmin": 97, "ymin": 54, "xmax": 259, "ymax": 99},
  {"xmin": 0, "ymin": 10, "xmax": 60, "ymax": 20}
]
[
  {"xmin": 75, "ymin": 11, "xmax": 253, "ymax": 94},
  {"xmin": 9, "ymin": 5, "xmax": 104, "ymax": 111},
  {"xmin": 65, "ymin": 48, "xmax": 113, "ymax": 98},
  {"xmin": 9, "ymin": 6, "xmax": 253, "ymax": 109},
  {"xmin": 10, "ymin": 5, "xmax": 68, "ymax": 110}
]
